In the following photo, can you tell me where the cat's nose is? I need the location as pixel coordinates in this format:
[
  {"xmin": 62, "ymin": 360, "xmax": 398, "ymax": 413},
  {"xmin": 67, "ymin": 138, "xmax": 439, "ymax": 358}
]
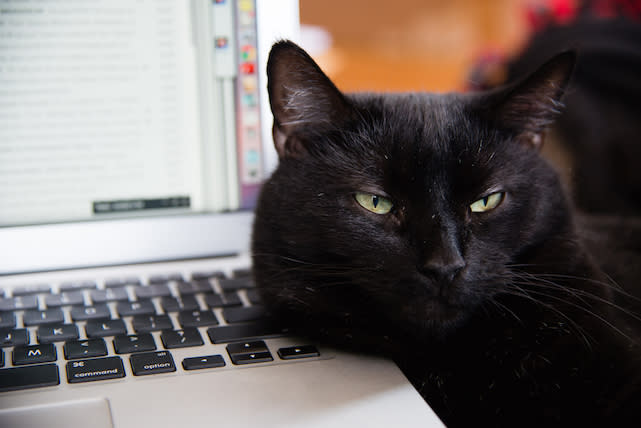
[
  {"xmin": 421, "ymin": 255, "xmax": 466, "ymax": 282},
  {"xmin": 417, "ymin": 215, "xmax": 465, "ymax": 282}
]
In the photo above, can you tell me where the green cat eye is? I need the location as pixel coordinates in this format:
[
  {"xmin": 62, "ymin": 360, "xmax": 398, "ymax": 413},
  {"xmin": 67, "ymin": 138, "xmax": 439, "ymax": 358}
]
[
  {"xmin": 470, "ymin": 192, "xmax": 504, "ymax": 213},
  {"xmin": 354, "ymin": 192, "xmax": 394, "ymax": 215}
]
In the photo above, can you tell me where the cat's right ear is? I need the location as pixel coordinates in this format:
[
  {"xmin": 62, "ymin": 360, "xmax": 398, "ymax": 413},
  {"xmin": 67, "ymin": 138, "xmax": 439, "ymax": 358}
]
[
  {"xmin": 267, "ymin": 40, "xmax": 353, "ymax": 158},
  {"xmin": 479, "ymin": 51, "xmax": 576, "ymax": 150}
]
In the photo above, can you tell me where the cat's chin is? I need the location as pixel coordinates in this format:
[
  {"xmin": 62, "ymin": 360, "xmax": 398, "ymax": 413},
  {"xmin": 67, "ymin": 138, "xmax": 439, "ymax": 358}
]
[
  {"xmin": 422, "ymin": 300, "xmax": 469, "ymax": 332},
  {"xmin": 424, "ymin": 300, "xmax": 461, "ymax": 322},
  {"xmin": 397, "ymin": 297, "xmax": 470, "ymax": 338}
]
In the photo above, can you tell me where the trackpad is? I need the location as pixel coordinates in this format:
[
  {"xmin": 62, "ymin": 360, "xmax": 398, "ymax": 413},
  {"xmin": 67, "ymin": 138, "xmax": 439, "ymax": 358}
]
[{"xmin": 0, "ymin": 398, "xmax": 114, "ymax": 428}]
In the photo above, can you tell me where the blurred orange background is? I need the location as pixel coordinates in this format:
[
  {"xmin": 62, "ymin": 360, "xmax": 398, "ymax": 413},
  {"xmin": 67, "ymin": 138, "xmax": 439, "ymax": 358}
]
[{"xmin": 299, "ymin": 0, "xmax": 532, "ymax": 92}]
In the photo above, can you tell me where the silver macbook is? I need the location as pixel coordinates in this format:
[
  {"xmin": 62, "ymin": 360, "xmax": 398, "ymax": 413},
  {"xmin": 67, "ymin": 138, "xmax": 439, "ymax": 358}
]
[{"xmin": 0, "ymin": 1, "xmax": 444, "ymax": 426}]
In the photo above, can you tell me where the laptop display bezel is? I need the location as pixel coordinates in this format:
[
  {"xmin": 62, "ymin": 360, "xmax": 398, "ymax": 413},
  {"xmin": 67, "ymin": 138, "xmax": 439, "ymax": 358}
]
[{"xmin": 0, "ymin": 0, "xmax": 299, "ymax": 275}]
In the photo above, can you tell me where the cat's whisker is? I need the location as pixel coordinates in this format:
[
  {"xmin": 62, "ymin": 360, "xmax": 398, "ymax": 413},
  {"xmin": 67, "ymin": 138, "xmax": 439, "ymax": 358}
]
[
  {"xmin": 253, "ymin": 252, "xmax": 381, "ymax": 272},
  {"xmin": 507, "ymin": 262, "xmax": 639, "ymax": 302},
  {"xmin": 501, "ymin": 284, "xmax": 594, "ymax": 349},
  {"xmin": 511, "ymin": 281, "xmax": 637, "ymax": 344},
  {"xmin": 509, "ymin": 270, "xmax": 641, "ymax": 323},
  {"xmin": 510, "ymin": 270, "xmax": 592, "ymax": 307},
  {"xmin": 533, "ymin": 282, "xmax": 641, "ymax": 323},
  {"xmin": 505, "ymin": 281, "xmax": 590, "ymax": 332},
  {"xmin": 486, "ymin": 297, "xmax": 523, "ymax": 325},
  {"xmin": 534, "ymin": 272, "xmax": 641, "ymax": 302}
]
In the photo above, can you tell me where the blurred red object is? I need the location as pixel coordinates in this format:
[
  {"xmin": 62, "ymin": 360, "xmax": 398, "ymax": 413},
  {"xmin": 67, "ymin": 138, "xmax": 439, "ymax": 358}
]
[
  {"xmin": 526, "ymin": 0, "xmax": 641, "ymax": 30},
  {"xmin": 592, "ymin": 0, "xmax": 641, "ymax": 19},
  {"xmin": 525, "ymin": 0, "xmax": 579, "ymax": 31}
]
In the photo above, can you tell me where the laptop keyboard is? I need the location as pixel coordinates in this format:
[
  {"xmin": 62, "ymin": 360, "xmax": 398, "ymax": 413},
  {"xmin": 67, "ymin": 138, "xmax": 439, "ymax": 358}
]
[{"xmin": 0, "ymin": 268, "xmax": 320, "ymax": 393}]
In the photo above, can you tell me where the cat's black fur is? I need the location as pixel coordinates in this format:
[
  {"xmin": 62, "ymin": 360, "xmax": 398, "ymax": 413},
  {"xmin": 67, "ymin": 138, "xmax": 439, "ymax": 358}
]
[{"xmin": 252, "ymin": 40, "xmax": 641, "ymax": 427}]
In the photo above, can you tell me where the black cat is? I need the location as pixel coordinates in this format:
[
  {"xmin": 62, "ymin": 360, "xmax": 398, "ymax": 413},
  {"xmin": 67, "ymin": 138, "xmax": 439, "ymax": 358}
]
[{"xmin": 252, "ymin": 40, "xmax": 641, "ymax": 427}]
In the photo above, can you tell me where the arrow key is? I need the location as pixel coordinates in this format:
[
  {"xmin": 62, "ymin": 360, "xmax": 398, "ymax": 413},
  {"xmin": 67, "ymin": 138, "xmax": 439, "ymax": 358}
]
[
  {"xmin": 226, "ymin": 340, "xmax": 273, "ymax": 365},
  {"xmin": 182, "ymin": 354, "xmax": 225, "ymax": 370},
  {"xmin": 277, "ymin": 345, "xmax": 320, "ymax": 360}
]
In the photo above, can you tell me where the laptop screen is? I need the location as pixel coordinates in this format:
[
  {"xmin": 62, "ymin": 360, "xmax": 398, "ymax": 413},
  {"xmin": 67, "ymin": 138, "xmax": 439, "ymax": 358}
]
[{"xmin": 0, "ymin": 0, "xmax": 263, "ymax": 227}]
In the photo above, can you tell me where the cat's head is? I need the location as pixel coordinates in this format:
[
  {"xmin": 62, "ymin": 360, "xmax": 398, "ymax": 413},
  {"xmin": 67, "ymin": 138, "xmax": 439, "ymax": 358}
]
[{"xmin": 252, "ymin": 41, "xmax": 574, "ymax": 343}]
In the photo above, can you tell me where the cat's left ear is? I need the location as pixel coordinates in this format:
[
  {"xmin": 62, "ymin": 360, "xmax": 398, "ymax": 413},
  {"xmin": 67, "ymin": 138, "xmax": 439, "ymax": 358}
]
[{"xmin": 480, "ymin": 51, "xmax": 576, "ymax": 150}]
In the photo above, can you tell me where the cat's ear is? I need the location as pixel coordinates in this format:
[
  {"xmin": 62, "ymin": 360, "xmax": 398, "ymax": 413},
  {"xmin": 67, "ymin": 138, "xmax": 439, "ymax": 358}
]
[
  {"xmin": 481, "ymin": 51, "xmax": 575, "ymax": 150},
  {"xmin": 267, "ymin": 40, "xmax": 353, "ymax": 158}
]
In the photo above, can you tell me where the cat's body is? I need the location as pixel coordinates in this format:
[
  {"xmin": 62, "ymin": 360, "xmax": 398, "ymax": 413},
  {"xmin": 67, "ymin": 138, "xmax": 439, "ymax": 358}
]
[{"xmin": 252, "ymin": 40, "xmax": 641, "ymax": 427}]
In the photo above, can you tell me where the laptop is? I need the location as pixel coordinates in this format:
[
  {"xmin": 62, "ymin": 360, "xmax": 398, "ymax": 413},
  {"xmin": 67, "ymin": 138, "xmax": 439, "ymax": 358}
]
[{"xmin": 0, "ymin": 0, "xmax": 444, "ymax": 426}]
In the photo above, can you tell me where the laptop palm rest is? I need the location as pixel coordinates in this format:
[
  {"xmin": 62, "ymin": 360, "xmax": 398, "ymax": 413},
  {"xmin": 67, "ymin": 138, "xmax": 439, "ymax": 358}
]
[{"xmin": 0, "ymin": 398, "xmax": 114, "ymax": 428}]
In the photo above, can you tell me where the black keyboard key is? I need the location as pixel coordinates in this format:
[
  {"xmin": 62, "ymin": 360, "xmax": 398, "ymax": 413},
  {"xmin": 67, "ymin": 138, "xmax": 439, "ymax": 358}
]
[
  {"xmin": 161, "ymin": 295, "xmax": 199, "ymax": 312},
  {"xmin": 226, "ymin": 341, "xmax": 273, "ymax": 365},
  {"xmin": 203, "ymin": 294, "xmax": 223, "ymax": 308},
  {"xmin": 64, "ymin": 339, "xmax": 108, "ymax": 360},
  {"xmin": 204, "ymin": 292, "xmax": 242, "ymax": 308},
  {"xmin": 85, "ymin": 319, "xmax": 127, "ymax": 338},
  {"xmin": 178, "ymin": 310, "xmax": 218, "ymax": 328},
  {"xmin": 37, "ymin": 324, "xmax": 79, "ymax": 343},
  {"xmin": 222, "ymin": 306, "xmax": 267, "ymax": 324},
  {"xmin": 130, "ymin": 351, "xmax": 176, "ymax": 376},
  {"xmin": 232, "ymin": 267, "xmax": 252, "ymax": 278},
  {"xmin": 13, "ymin": 343, "xmax": 57, "ymax": 365},
  {"xmin": 116, "ymin": 300, "xmax": 156, "ymax": 317},
  {"xmin": 0, "ymin": 328, "xmax": 29, "ymax": 347},
  {"xmin": 0, "ymin": 364, "xmax": 59, "ymax": 392},
  {"xmin": 45, "ymin": 291, "xmax": 85, "ymax": 307},
  {"xmin": 182, "ymin": 354, "xmax": 225, "ymax": 370},
  {"xmin": 167, "ymin": 273, "xmax": 185, "ymax": 282},
  {"xmin": 0, "ymin": 312, "xmax": 16, "ymax": 329},
  {"xmin": 229, "ymin": 351, "xmax": 273, "ymax": 365},
  {"xmin": 278, "ymin": 345, "xmax": 320, "ymax": 360},
  {"xmin": 59, "ymin": 280, "xmax": 97, "ymax": 292},
  {"xmin": 70, "ymin": 304, "xmax": 111, "ymax": 321},
  {"xmin": 104, "ymin": 277, "xmax": 140, "ymax": 288},
  {"xmin": 113, "ymin": 333, "xmax": 156, "ymax": 354},
  {"xmin": 134, "ymin": 284, "xmax": 172, "ymax": 299},
  {"xmin": 218, "ymin": 277, "xmax": 255, "ymax": 291},
  {"xmin": 207, "ymin": 322, "xmax": 285, "ymax": 344},
  {"xmin": 223, "ymin": 292, "xmax": 243, "ymax": 306},
  {"xmin": 160, "ymin": 328, "xmax": 204, "ymax": 349},
  {"xmin": 23, "ymin": 308, "xmax": 65, "ymax": 326},
  {"xmin": 226, "ymin": 340, "xmax": 268, "ymax": 354},
  {"xmin": 191, "ymin": 271, "xmax": 224, "ymax": 281},
  {"xmin": 177, "ymin": 281, "xmax": 213, "ymax": 295},
  {"xmin": 132, "ymin": 314, "xmax": 173, "ymax": 333},
  {"xmin": 0, "ymin": 295, "xmax": 38, "ymax": 311},
  {"xmin": 12, "ymin": 284, "xmax": 51, "ymax": 296},
  {"xmin": 148, "ymin": 273, "xmax": 183, "ymax": 284},
  {"xmin": 146, "ymin": 275, "xmax": 168, "ymax": 285},
  {"xmin": 66, "ymin": 356, "xmax": 125, "ymax": 384},
  {"xmin": 90, "ymin": 288, "xmax": 128, "ymax": 303}
]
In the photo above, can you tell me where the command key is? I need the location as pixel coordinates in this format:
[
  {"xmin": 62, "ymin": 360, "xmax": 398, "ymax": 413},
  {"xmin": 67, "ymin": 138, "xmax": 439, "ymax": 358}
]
[{"xmin": 66, "ymin": 356, "xmax": 126, "ymax": 384}]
